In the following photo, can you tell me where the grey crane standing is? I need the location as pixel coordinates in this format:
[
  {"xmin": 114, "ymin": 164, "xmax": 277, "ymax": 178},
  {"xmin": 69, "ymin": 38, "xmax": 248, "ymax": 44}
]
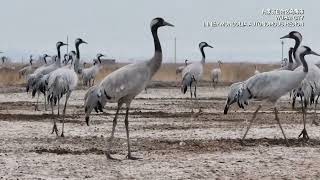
[
  {"xmin": 84, "ymin": 17, "xmax": 173, "ymax": 160},
  {"xmin": 238, "ymin": 44, "xmax": 320, "ymax": 144},
  {"xmin": 181, "ymin": 42, "xmax": 212, "ymax": 112},
  {"xmin": 82, "ymin": 53, "xmax": 104, "ymax": 87},
  {"xmin": 47, "ymin": 38, "xmax": 87, "ymax": 137}
]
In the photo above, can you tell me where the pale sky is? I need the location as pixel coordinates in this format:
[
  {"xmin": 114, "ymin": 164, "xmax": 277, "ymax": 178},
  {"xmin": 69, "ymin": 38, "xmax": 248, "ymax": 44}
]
[{"xmin": 0, "ymin": 0, "xmax": 319, "ymax": 63}]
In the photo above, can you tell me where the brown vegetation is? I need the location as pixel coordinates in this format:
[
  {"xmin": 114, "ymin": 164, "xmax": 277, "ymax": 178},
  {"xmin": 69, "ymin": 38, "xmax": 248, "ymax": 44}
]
[{"xmin": 0, "ymin": 62, "xmax": 279, "ymax": 87}]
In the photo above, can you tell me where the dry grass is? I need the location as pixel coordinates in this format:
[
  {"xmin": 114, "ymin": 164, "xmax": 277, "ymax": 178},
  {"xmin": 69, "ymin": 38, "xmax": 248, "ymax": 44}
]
[{"xmin": 0, "ymin": 62, "xmax": 279, "ymax": 87}]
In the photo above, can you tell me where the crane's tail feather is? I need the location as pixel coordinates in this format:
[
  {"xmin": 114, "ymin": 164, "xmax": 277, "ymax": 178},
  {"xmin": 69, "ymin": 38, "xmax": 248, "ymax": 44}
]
[
  {"xmin": 181, "ymin": 73, "xmax": 193, "ymax": 94},
  {"xmin": 236, "ymin": 86, "xmax": 251, "ymax": 109},
  {"xmin": 84, "ymin": 85, "xmax": 108, "ymax": 126}
]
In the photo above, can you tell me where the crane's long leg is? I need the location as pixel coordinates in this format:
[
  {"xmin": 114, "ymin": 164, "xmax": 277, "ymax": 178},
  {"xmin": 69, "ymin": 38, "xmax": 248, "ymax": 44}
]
[
  {"xmin": 241, "ymin": 105, "xmax": 261, "ymax": 143},
  {"xmin": 44, "ymin": 92, "xmax": 47, "ymax": 111},
  {"xmin": 189, "ymin": 84, "xmax": 193, "ymax": 99},
  {"xmin": 57, "ymin": 97, "xmax": 60, "ymax": 116},
  {"xmin": 292, "ymin": 94, "xmax": 296, "ymax": 109},
  {"xmin": 194, "ymin": 83, "xmax": 202, "ymax": 113},
  {"xmin": 274, "ymin": 107, "xmax": 289, "ymax": 146},
  {"xmin": 35, "ymin": 93, "xmax": 40, "ymax": 111},
  {"xmin": 106, "ymin": 103, "xmax": 121, "ymax": 160},
  {"xmin": 50, "ymin": 98, "xmax": 58, "ymax": 136},
  {"xmin": 298, "ymin": 97, "xmax": 309, "ymax": 140},
  {"xmin": 124, "ymin": 104, "xmax": 140, "ymax": 160},
  {"xmin": 194, "ymin": 83, "xmax": 197, "ymax": 98},
  {"xmin": 60, "ymin": 92, "xmax": 71, "ymax": 137},
  {"xmin": 312, "ymin": 95, "xmax": 320, "ymax": 126}
]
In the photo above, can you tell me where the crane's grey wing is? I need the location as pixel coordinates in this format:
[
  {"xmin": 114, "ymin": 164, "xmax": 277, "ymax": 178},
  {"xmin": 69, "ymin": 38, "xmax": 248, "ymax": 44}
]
[
  {"xmin": 182, "ymin": 63, "xmax": 203, "ymax": 82},
  {"xmin": 100, "ymin": 63, "xmax": 150, "ymax": 101}
]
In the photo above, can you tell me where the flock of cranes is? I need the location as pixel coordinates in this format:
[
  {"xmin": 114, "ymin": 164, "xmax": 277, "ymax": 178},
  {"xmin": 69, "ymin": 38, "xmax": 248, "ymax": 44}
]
[{"xmin": 1, "ymin": 16, "xmax": 319, "ymax": 160}]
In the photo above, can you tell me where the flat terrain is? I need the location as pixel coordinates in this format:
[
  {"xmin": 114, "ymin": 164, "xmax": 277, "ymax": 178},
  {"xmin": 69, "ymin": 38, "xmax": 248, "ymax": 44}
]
[{"xmin": 0, "ymin": 86, "xmax": 320, "ymax": 179}]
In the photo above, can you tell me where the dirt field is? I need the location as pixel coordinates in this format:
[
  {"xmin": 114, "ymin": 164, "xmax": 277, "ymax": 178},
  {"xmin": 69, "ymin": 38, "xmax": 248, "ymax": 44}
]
[{"xmin": 0, "ymin": 85, "xmax": 320, "ymax": 179}]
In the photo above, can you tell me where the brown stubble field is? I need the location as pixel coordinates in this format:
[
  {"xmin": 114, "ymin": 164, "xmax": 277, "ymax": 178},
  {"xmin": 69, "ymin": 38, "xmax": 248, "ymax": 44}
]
[{"xmin": 0, "ymin": 63, "xmax": 320, "ymax": 179}]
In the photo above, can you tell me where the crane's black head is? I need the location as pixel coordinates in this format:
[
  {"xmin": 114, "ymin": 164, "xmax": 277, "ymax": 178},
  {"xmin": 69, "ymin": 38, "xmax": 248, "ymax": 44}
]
[
  {"xmin": 150, "ymin": 17, "xmax": 174, "ymax": 30},
  {"xmin": 96, "ymin": 53, "xmax": 104, "ymax": 64},
  {"xmin": 300, "ymin": 46, "xmax": 320, "ymax": 56},
  {"xmin": 75, "ymin": 38, "xmax": 87, "ymax": 46},
  {"xmin": 280, "ymin": 31, "xmax": 302, "ymax": 42},
  {"xmin": 199, "ymin": 42, "xmax": 213, "ymax": 49},
  {"xmin": 56, "ymin": 41, "xmax": 67, "ymax": 49},
  {"xmin": 43, "ymin": 54, "xmax": 50, "ymax": 64},
  {"xmin": 43, "ymin": 54, "xmax": 50, "ymax": 58}
]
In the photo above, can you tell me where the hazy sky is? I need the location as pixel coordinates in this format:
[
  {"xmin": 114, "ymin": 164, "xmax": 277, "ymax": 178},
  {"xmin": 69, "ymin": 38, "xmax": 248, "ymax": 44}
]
[{"xmin": 1, "ymin": 0, "xmax": 319, "ymax": 63}]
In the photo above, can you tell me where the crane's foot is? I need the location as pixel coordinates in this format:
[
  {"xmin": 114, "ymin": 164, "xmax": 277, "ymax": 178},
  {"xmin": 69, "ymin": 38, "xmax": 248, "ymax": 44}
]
[
  {"xmin": 298, "ymin": 128, "xmax": 309, "ymax": 141},
  {"xmin": 240, "ymin": 140, "xmax": 246, "ymax": 146},
  {"xmin": 60, "ymin": 132, "xmax": 64, "ymax": 137},
  {"xmin": 126, "ymin": 154, "xmax": 141, "ymax": 160},
  {"xmin": 105, "ymin": 152, "xmax": 121, "ymax": 161},
  {"xmin": 312, "ymin": 119, "xmax": 319, "ymax": 126}
]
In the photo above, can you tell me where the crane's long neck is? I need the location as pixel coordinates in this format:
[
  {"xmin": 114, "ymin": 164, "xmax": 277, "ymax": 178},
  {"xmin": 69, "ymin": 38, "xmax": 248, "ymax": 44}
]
[
  {"xmin": 56, "ymin": 46, "xmax": 62, "ymax": 66},
  {"xmin": 299, "ymin": 54, "xmax": 308, "ymax": 73},
  {"xmin": 287, "ymin": 49, "xmax": 293, "ymax": 70},
  {"xmin": 74, "ymin": 43, "xmax": 81, "ymax": 73},
  {"xmin": 148, "ymin": 26, "xmax": 163, "ymax": 76},
  {"xmin": 200, "ymin": 47, "xmax": 205, "ymax": 64},
  {"xmin": 293, "ymin": 37, "xmax": 302, "ymax": 67},
  {"xmin": 288, "ymin": 50, "xmax": 293, "ymax": 64}
]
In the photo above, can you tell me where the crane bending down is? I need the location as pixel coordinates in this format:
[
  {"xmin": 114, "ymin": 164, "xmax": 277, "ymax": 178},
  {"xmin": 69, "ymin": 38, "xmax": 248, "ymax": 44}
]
[
  {"xmin": 84, "ymin": 17, "xmax": 173, "ymax": 160},
  {"xmin": 237, "ymin": 44, "xmax": 319, "ymax": 144},
  {"xmin": 47, "ymin": 38, "xmax": 87, "ymax": 137}
]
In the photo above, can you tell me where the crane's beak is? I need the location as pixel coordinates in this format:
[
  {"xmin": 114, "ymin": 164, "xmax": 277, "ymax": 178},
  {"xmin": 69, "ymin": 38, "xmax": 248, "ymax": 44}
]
[
  {"xmin": 164, "ymin": 21, "xmax": 174, "ymax": 27},
  {"xmin": 63, "ymin": 43, "xmax": 68, "ymax": 46},
  {"xmin": 280, "ymin": 34, "xmax": 290, "ymax": 39},
  {"xmin": 207, "ymin": 45, "xmax": 213, "ymax": 48},
  {"xmin": 310, "ymin": 50, "xmax": 320, "ymax": 56},
  {"xmin": 82, "ymin": 41, "xmax": 88, "ymax": 44}
]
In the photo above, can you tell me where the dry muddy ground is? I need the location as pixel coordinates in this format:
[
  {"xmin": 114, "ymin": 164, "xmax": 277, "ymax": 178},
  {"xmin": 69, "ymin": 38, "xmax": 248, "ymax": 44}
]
[{"xmin": 0, "ymin": 86, "xmax": 320, "ymax": 179}]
